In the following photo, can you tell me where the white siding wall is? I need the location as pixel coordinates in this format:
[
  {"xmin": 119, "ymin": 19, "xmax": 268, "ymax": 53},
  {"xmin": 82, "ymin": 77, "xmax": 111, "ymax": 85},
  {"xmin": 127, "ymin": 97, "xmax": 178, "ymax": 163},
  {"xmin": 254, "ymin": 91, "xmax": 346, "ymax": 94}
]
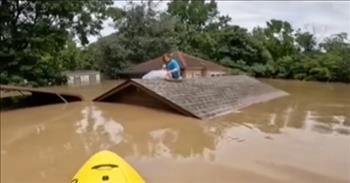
[
  {"xmin": 185, "ymin": 70, "xmax": 202, "ymax": 78},
  {"xmin": 184, "ymin": 70, "xmax": 227, "ymax": 78},
  {"xmin": 66, "ymin": 72, "xmax": 101, "ymax": 86},
  {"xmin": 80, "ymin": 75, "xmax": 90, "ymax": 85},
  {"xmin": 206, "ymin": 71, "xmax": 226, "ymax": 77},
  {"xmin": 67, "ymin": 76, "xmax": 74, "ymax": 85}
]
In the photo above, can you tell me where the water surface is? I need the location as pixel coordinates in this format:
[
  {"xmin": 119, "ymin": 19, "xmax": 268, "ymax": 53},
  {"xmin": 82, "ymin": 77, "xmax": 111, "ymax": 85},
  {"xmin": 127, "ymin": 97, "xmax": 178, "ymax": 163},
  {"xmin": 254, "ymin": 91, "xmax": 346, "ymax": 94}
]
[{"xmin": 1, "ymin": 79, "xmax": 349, "ymax": 183}]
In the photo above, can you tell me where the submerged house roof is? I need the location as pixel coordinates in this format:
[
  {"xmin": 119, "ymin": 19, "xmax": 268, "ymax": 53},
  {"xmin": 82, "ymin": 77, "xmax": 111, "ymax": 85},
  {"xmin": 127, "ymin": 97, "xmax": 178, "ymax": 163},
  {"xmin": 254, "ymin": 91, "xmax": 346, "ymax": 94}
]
[
  {"xmin": 0, "ymin": 85, "xmax": 83, "ymax": 101},
  {"xmin": 0, "ymin": 85, "xmax": 83, "ymax": 110},
  {"xmin": 94, "ymin": 75, "xmax": 288, "ymax": 119},
  {"xmin": 129, "ymin": 51, "xmax": 229, "ymax": 74}
]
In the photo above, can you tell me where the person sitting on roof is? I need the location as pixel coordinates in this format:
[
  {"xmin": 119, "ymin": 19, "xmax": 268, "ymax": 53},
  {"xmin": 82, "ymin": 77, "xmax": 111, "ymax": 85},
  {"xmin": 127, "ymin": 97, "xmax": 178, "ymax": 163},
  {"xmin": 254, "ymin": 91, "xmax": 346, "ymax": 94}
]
[{"xmin": 162, "ymin": 54, "xmax": 182, "ymax": 80}]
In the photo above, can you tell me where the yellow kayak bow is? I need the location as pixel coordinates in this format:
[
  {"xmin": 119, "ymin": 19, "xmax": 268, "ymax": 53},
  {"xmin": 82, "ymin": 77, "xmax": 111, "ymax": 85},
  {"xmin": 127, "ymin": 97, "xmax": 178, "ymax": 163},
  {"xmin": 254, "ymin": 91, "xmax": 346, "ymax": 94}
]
[{"xmin": 72, "ymin": 150, "xmax": 145, "ymax": 183}]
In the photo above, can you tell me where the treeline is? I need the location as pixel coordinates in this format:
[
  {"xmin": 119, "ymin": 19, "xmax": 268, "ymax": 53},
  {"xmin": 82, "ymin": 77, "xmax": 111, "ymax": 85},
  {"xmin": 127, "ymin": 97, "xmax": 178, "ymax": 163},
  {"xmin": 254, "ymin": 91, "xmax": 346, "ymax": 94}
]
[{"xmin": 1, "ymin": 0, "xmax": 349, "ymax": 86}]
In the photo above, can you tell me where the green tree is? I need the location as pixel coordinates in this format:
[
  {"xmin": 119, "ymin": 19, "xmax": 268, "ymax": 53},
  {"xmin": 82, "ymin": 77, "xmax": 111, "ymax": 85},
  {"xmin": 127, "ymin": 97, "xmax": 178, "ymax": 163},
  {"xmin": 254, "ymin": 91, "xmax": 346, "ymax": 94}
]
[
  {"xmin": 295, "ymin": 30, "xmax": 317, "ymax": 53},
  {"xmin": 116, "ymin": 2, "xmax": 178, "ymax": 63},
  {"xmin": 253, "ymin": 19, "xmax": 296, "ymax": 61},
  {"xmin": 167, "ymin": 0, "xmax": 218, "ymax": 30},
  {"xmin": 167, "ymin": 0, "xmax": 226, "ymax": 53},
  {"xmin": 57, "ymin": 39, "xmax": 95, "ymax": 71},
  {"xmin": 320, "ymin": 33, "xmax": 350, "ymax": 82},
  {"xmin": 91, "ymin": 1, "xmax": 179, "ymax": 78},
  {"xmin": 88, "ymin": 1, "xmax": 349, "ymax": 83},
  {"xmin": 0, "ymin": 0, "xmax": 113, "ymax": 86}
]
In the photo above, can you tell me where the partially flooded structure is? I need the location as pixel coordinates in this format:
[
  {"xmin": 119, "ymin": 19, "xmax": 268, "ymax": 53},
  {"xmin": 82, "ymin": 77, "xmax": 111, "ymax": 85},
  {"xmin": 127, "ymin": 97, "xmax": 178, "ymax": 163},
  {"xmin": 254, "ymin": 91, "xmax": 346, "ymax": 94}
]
[
  {"xmin": 124, "ymin": 51, "xmax": 229, "ymax": 78},
  {"xmin": 94, "ymin": 75, "xmax": 288, "ymax": 119},
  {"xmin": 2, "ymin": 77, "xmax": 350, "ymax": 183},
  {"xmin": 65, "ymin": 70, "xmax": 101, "ymax": 86},
  {"xmin": 0, "ymin": 85, "xmax": 82, "ymax": 110}
]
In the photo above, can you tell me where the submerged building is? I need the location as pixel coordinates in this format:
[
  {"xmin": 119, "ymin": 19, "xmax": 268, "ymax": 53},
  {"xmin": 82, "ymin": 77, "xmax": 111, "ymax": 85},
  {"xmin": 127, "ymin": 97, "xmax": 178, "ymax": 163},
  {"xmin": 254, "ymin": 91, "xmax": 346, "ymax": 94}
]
[
  {"xmin": 65, "ymin": 70, "xmax": 101, "ymax": 86},
  {"xmin": 0, "ymin": 85, "xmax": 82, "ymax": 110},
  {"xmin": 94, "ymin": 75, "xmax": 288, "ymax": 119},
  {"xmin": 125, "ymin": 51, "xmax": 229, "ymax": 78}
]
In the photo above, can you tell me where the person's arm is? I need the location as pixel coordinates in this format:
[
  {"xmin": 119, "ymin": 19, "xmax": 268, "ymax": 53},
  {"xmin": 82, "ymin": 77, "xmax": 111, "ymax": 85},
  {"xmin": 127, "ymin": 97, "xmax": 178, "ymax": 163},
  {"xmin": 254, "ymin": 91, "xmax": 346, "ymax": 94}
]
[
  {"xmin": 167, "ymin": 60, "xmax": 180, "ymax": 73},
  {"xmin": 168, "ymin": 67, "xmax": 179, "ymax": 73}
]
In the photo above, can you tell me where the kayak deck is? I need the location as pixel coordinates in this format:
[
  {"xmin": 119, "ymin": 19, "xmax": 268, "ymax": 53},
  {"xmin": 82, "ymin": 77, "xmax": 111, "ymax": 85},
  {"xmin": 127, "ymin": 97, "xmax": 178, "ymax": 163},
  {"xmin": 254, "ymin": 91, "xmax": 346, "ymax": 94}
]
[{"xmin": 72, "ymin": 150, "xmax": 145, "ymax": 183}]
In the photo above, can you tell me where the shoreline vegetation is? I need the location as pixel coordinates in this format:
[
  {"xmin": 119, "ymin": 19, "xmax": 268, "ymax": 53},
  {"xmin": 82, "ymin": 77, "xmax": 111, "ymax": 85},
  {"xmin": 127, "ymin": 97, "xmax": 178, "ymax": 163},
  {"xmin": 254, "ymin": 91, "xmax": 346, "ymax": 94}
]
[{"xmin": 1, "ymin": 0, "xmax": 349, "ymax": 87}]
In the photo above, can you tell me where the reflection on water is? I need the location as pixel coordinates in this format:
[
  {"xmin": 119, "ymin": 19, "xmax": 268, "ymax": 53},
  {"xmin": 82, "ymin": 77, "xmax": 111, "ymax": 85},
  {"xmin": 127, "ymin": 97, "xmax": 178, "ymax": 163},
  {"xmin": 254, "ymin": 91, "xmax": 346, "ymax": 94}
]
[
  {"xmin": 1, "ymin": 79, "xmax": 350, "ymax": 183},
  {"xmin": 72, "ymin": 104, "xmax": 216, "ymax": 160},
  {"xmin": 149, "ymin": 128, "xmax": 178, "ymax": 157},
  {"xmin": 76, "ymin": 106, "xmax": 125, "ymax": 150},
  {"xmin": 210, "ymin": 79, "xmax": 350, "ymax": 137}
]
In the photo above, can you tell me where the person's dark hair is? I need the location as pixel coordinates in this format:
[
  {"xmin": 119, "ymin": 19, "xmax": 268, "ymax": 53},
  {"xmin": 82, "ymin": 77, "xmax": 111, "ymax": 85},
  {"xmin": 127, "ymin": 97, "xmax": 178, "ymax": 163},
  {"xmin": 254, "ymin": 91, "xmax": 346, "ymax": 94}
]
[{"xmin": 162, "ymin": 54, "xmax": 171, "ymax": 63}]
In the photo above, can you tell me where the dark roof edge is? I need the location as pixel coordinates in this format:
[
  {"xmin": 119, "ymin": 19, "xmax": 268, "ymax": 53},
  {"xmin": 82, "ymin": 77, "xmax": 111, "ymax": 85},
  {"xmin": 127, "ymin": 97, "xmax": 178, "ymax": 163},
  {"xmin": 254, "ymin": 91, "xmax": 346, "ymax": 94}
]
[
  {"xmin": 0, "ymin": 85, "xmax": 83, "ymax": 102},
  {"xmin": 92, "ymin": 80, "xmax": 131, "ymax": 101},
  {"xmin": 177, "ymin": 51, "xmax": 229, "ymax": 71}
]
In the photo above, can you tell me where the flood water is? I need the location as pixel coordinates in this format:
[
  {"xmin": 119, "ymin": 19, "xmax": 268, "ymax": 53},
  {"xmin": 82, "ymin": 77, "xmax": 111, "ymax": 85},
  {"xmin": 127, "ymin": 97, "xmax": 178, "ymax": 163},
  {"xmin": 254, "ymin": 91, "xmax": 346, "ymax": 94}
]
[{"xmin": 1, "ymin": 79, "xmax": 350, "ymax": 183}]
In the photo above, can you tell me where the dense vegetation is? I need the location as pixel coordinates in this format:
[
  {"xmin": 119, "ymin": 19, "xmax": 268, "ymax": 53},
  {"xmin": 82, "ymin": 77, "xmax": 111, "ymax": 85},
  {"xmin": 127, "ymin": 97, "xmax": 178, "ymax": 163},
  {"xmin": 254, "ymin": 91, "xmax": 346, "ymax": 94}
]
[
  {"xmin": 0, "ymin": 0, "xmax": 117, "ymax": 86},
  {"xmin": 1, "ymin": 0, "xmax": 349, "ymax": 86}
]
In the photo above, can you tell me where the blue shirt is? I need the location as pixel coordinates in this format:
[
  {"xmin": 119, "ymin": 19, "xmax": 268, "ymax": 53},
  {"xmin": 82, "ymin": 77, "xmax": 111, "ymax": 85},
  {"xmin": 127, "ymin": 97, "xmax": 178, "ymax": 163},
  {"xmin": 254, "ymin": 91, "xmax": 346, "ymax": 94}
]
[{"xmin": 166, "ymin": 59, "xmax": 181, "ymax": 79}]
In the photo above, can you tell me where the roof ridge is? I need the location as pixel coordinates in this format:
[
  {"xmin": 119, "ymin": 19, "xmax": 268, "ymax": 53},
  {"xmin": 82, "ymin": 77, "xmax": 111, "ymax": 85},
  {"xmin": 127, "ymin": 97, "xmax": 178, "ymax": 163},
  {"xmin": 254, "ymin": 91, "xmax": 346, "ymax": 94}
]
[
  {"xmin": 194, "ymin": 55, "xmax": 228, "ymax": 71},
  {"xmin": 129, "ymin": 51, "xmax": 228, "ymax": 73},
  {"xmin": 184, "ymin": 53, "xmax": 208, "ymax": 69}
]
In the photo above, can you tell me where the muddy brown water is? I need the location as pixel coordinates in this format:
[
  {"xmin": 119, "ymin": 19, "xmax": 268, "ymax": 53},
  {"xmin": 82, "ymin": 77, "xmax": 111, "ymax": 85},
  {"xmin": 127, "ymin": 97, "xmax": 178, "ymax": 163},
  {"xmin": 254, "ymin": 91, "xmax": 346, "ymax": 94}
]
[{"xmin": 1, "ymin": 79, "xmax": 349, "ymax": 183}]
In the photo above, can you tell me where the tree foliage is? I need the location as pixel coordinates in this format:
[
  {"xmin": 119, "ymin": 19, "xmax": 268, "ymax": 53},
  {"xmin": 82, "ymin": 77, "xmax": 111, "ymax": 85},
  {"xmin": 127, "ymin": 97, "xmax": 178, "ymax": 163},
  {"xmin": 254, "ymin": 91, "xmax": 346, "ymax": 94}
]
[
  {"xmin": 89, "ymin": 1, "xmax": 179, "ymax": 77},
  {"xmin": 0, "ymin": 0, "xmax": 113, "ymax": 86},
  {"xmin": 1, "ymin": 0, "xmax": 349, "ymax": 85}
]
